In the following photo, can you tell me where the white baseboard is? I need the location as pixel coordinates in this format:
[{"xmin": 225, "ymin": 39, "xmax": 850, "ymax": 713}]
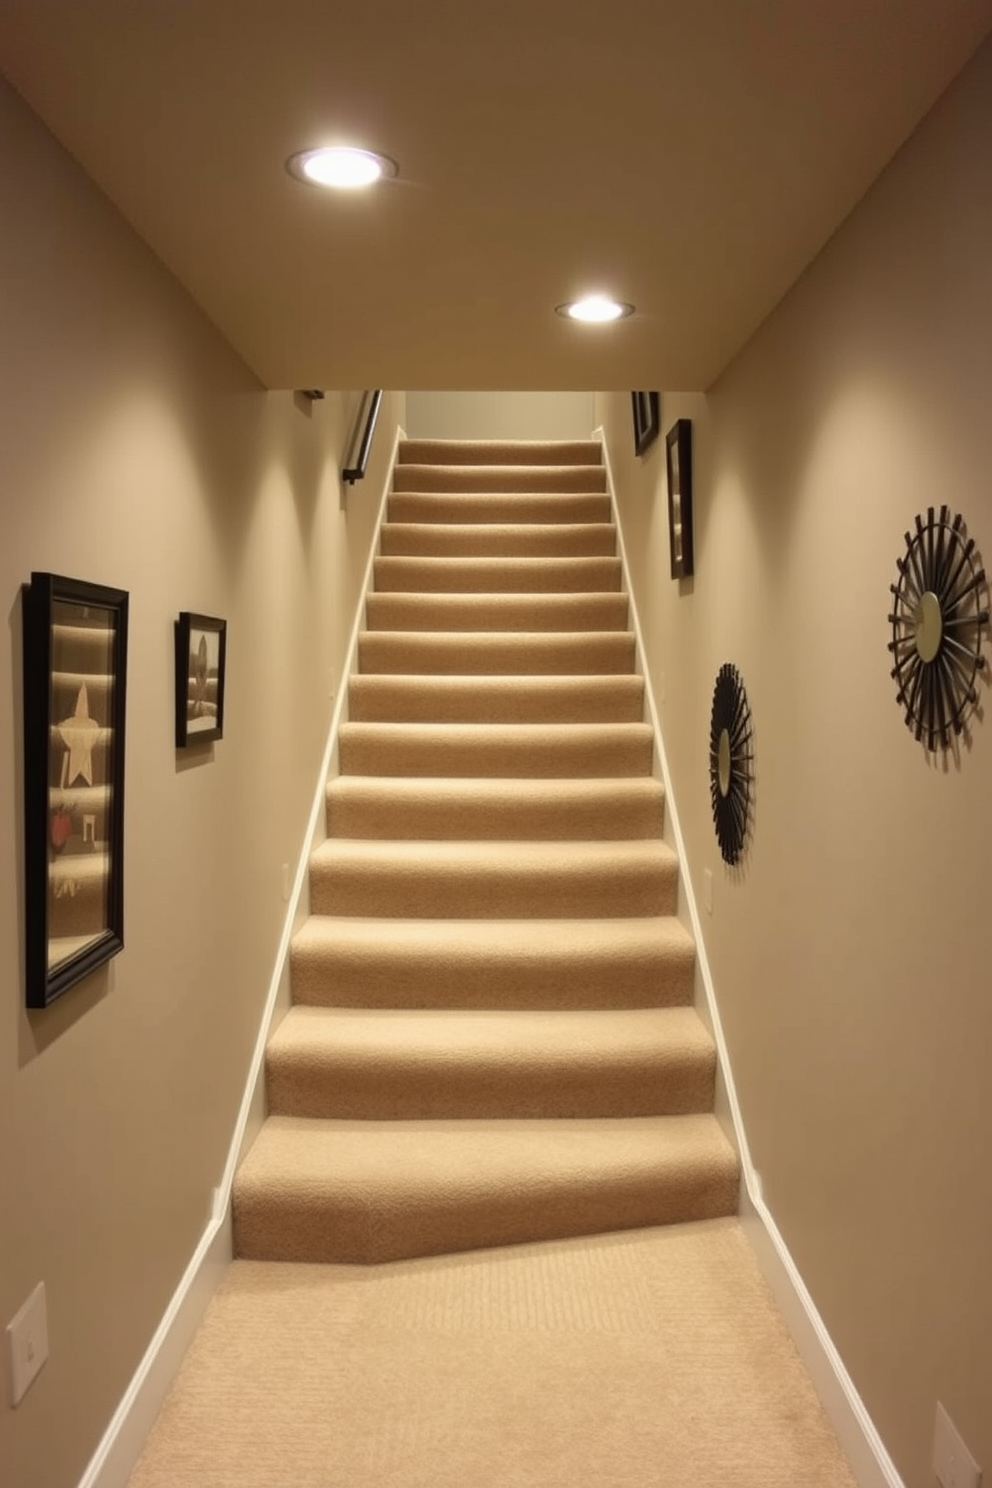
[
  {"xmin": 75, "ymin": 425, "xmax": 404, "ymax": 1488},
  {"xmin": 76, "ymin": 1208, "xmax": 230, "ymax": 1488},
  {"xmin": 740, "ymin": 1189, "xmax": 904, "ymax": 1488},
  {"xmin": 596, "ymin": 426, "xmax": 904, "ymax": 1488}
]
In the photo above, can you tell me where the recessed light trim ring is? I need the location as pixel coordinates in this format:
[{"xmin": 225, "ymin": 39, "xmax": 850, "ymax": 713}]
[
  {"xmin": 287, "ymin": 146, "xmax": 399, "ymax": 189},
  {"xmin": 556, "ymin": 295, "xmax": 635, "ymax": 324}
]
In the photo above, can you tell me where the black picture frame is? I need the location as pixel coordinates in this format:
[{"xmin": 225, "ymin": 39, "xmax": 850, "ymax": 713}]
[
  {"xmin": 22, "ymin": 572, "xmax": 129, "ymax": 1009},
  {"xmin": 175, "ymin": 612, "xmax": 227, "ymax": 747},
  {"xmin": 631, "ymin": 392, "xmax": 660, "ymax": 455},
  {"xmin": 665, "ymin": 418, "xmax": 694, "ymax": 579}
]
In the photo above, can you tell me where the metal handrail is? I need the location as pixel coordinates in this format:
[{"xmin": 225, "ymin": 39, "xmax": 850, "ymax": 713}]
[{"xmin": 342, "ymin": 389, "xmax": 383, "ymax": 485}]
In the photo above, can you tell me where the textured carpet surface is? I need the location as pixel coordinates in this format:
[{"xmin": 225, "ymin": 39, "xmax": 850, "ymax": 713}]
[
  {"xmin": 324, "ymin": 775, "xmax": 665, "ymax": 840},
  {"xmin": 357, "ymin": 629, "xmax": 637, "ymax": 675},
  {"xmin": 397, "ymin": 438, "xmax": 603, "ymax": 466},
  {"xmin": 265, "ymin": 1005, "xmax": 715, "ymax": 1120},
  {"xmin": 153, "ymin": 442, "xmax": 855, "ymax": 1483},
  {"xmin": 289, "ymin": 916, "xmax": 697, "ymax": 1011},
  {"xmin": 127, "ymin": 1220, "xmax": 856, "ymax": 1488},
  {"xmin": 392, "ymin": 462, "xmax": 607, "ymax": 492},
  {"xmin": 234, "ymin": 1115, "xmax": 739, "ymax": 1263},
  {"xmin": 234, "ymin": 439, "xmax": 737, "ymax": 1265},
  {"xmin": 345, "ymin": 673, "xmax": 645, "ymax": 723}
]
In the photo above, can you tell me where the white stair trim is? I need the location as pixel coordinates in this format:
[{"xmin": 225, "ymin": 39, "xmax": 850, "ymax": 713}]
[
  {"xmin": 75, "ymin": 423, "xmax": 405, "ymax": 1488},
  {"xmin": 597, "ymin": 426, "xmax": 903, "ymax": 1488}
]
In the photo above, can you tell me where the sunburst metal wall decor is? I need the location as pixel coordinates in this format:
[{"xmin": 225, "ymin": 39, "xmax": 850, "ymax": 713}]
[
  {"xmin": 709, "ymin": 663, "xmax": 754, "ymax": 865},
  {"xmin": 888, "ymin": 506, "xmax": 988, "ymax": 752}
]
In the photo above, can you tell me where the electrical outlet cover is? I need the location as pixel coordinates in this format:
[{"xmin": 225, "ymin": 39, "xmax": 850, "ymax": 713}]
[
  {"xmin": 934, "ymin": 1402, "xmax": 982, "ymax": 1488},
  {"xmin": 6, "ymin": 1282, "xmax": 49, "ymax": 1406}
]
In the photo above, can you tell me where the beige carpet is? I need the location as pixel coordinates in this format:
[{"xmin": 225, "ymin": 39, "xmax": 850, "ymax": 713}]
[
  {"xmin": 127, "ymin": 1219, "xmax": 856, "ymax": 1488},
  {"xmin": 128, "ymin": 443, "xmax": 855, "ymax": 1484},
  {"xmin": 232, "ymin": 438, "xmax": 740, "ymax": 1266}
]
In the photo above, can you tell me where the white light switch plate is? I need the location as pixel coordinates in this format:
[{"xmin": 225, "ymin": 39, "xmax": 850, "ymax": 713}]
[
  {"xmin": 934, "ymin": 1402, "xmax": 982, "ymax": 1488},
  {"xmin": 6, "ymin": 1282, "xmax": 49, "ymax": 1406}
]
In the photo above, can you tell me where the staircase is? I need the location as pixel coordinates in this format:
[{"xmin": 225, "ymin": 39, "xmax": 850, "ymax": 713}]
[{"xmin": 233, "ymin": 438, "xmax": 739, "ymax": 1264}]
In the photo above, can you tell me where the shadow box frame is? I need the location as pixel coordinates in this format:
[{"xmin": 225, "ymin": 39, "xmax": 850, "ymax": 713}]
[
  {"xmin": 175, "ymin": 611, "xmax": 227, "ymax": 747},
  {"xmin": 631, "ymin": 391, "xmax": 660, "ymax": 456},
  {"xmin": 666, "ymin": 417, "xmax": 694, "ymax": 579},
  {"xmin": 22, "ymin": 571, "xmax": 129, "ymax": 1009}
]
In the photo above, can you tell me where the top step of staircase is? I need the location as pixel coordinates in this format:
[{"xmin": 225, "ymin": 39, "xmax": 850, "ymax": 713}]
[{"xmin": 399, "ymin": 439, "xmax": 601, "ymax": 467}]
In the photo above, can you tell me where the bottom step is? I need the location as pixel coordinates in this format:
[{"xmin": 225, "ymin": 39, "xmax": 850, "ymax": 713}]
[{"xmin": 233, "ymin": 1114, "xmax": 740, "ymax": 1264}]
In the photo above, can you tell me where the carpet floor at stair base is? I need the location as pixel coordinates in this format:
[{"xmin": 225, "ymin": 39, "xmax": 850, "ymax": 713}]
[{"xmin": 126, "ymin": 1218, "xmax": 856, "ymax": 1488}]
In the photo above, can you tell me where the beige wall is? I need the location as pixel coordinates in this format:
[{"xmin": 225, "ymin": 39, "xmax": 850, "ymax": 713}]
[
  {"xmin": 598, "ymin": 35, "xmax": 992, "ymax": 1488},
  {"xmin": 0, "ymin": 80, "xmax": 402, "ymax": 1488},
  {"xmin": 405, "ymin": 391, "xmax": 595, "ymax": 442}
]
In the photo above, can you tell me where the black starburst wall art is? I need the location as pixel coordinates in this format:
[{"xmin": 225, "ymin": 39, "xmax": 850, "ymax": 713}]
[
  {"xmin": 888, "ymin": 506, "xmax": 988, "ymax": 752},
  {"xmin": 708, "ymin": 663, "xmax": 754, "ymax": 866}
]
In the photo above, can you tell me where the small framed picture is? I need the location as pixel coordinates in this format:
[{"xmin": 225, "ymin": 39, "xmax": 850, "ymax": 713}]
[
  {"xmin": 631, "ymin": 391, "xmax": 660, "ymax": 456},
  {"xmin": 666, "ymin": 419, "xmax": 694, "ymax": 579},
  {"xmin": 175, "ymin": 612, "xmax": 226, "ymax": 747},
  {"xmin": 22, "ymin": 572, "xmax": 129, "ymax": 1008}
]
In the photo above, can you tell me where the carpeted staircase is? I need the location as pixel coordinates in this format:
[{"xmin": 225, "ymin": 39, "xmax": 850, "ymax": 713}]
[{"xmin": 233, "ymin": 438, "xmax": 740, "ymax": 1265}]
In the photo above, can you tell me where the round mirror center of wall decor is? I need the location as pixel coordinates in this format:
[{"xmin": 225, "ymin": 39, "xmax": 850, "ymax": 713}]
[
  {"xmin": 717, "ymin": 728, "xmax": 732, "ymax": 797},
  {"xmin": 914, "ymin": 590, "xmax": 943, "ymax": 663}
]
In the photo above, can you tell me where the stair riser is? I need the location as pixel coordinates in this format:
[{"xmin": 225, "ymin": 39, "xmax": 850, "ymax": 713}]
[
  {"xmin": 325, "ymin": 790, "xmax": 664, "ymax": 841},
  {"xmin": 398, "ymin": 440, "xmax": 602, "ymax": 467},
  {"xmin": 373, "ymin": 556, "xmax": 622, "ymax": 593},
  {"xmin": 266, "ymin": 1056, "xmax": 716, "ymax": 1121},
  {"xmin": 380, "ymin": 523, "xmax": 616, "ymax": 558},
  {"xmin": 337, "ymin": 728, "xmax": 654, "ymax": 779},
  {"xmin": 308, "ymin": 861, "xmax": 678, "ymax": 919},
  {"xmin": 365, "ymin": 594, "xmax": 629, "ymax": 632},
  {"xmin": 393, "ymin": 465, "xmax": 606, "ymax": 494},
  {"xmin": 357, "ymin": 632, "xmax": 636, "ymax": 675},
  {"xmin": 233, "ymin": 1158, "xmax": 739, "ymax": 1266},
  {"xmin": 346, "ymin": 675, "xmax": 645, "ymax": 724},
  {"xmin": 387, "ymin": 493, "xmax": 612, "ymax": 524},
  {"xmin": 290, "ymin": 936, "xmax": 695, "ymax": 1011}
]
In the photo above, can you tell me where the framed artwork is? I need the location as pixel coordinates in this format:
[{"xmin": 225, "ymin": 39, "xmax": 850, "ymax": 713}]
[
  {"xmin": 666, "ymin": 418, "xmax": 694, "ymax": 579},
  {"xmin": 22, "ymin": 572, "xmax": 128, "ymax": 1009},
  {"xmin": 175, "ymin": 612, "xmax": 226, "ymax": 747},
  {"xmin": 631, "ymin": 392, "xmax": 660, "ymax": 456}
]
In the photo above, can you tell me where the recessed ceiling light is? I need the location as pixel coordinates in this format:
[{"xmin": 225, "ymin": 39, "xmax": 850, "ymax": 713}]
[
  {"xmin": 556, "ymin": 295, "xmax": 634, "ymax": 324},
  {"xmin": 287, "ymin": 146, "xmax": 398, "ymax": 189}
]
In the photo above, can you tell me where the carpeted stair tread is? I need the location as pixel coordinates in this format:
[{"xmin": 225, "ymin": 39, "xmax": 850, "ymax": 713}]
[
  {"xmin": 338, "ymin": 721, "xmax": 654, "ymax": 778},
  {"xmin": 398, "ymin": 438, "xmax": 602, "ymax": 467},
  {"xmin": 266, "ymin": 1005, "xmax": 715, "ymax": 1121},
  {"xmin": 392, "ymin": 463, "xmax": 606, "ymax": 494},
  {"xmin": 346, "ymin": 673, "xmax": 645, "ymax": 723},
  {"xmin": 309, "ymin": 838, "xmax": 679, "ymax": 919},
  {"xmin": 357, "ymin": 630, "xmax": 636, "ymax": 675},
  {"xmin": 380, "ymin": 521, "xmax": 617, "ymax": 557},
  {"xmin": 290, "ymin": 915, "xmax": 696, "ymax": 1010},
  {"xmin": 387, "ymin": 491, "xmax": 612, "ymax": 524},
  {"xmin": 373, "ymin": 554, "xmax": 623, "ymax": 593},
  {"xmin": 325, "ymin": 776, "xmax": 665, "ymax": 840},
  {"xmin": 232, "ymin": 1114, "xmax": 740, "ymax": 1264},
  {"xmin": 365, "ymin": 591, "xmax": 628, "ymax": 632},
  {"xmin": 235, "ymin": 436, "xmax": 734, "ymax": 1270}
]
